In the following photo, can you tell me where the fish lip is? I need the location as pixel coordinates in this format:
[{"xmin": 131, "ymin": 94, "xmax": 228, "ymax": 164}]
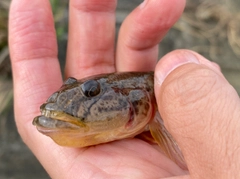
[
  {"xmin": 33, "ymin": 109, "xmax": 87, "ymax": 131},
  {"xmin": 33, "ymin": 115, "xmax": 81, "ymax": 131},
  {"xmin": 33, "ymin": 117, "xmax": 60, "ymax": 133}
]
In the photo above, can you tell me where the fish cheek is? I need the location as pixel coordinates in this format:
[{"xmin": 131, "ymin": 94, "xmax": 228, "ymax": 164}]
[
  {"xmin": 127, "ymin": 89, "xmax": 152, "ymax": 130},
  {"xmin": 97, "ymin": 96, "xmax": 129, "ymax": 119},
  {"xmin": 84, "ymin": 93, "xmax": 131, "ymax": 131},
  {"xmin": 76, "ymin": 98, "xmax": 95, "ymax": 121}
]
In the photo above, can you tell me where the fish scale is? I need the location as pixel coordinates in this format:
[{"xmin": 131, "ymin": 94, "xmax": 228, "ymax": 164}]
[{"xmin": 33, "ymin": 71, "xmax": 187, "ymax": 169}]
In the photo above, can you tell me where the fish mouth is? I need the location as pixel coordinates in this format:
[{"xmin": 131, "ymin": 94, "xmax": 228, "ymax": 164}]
[{"xmin": 33, "ymin": 109, "xmax": 88, "ymax": 132}]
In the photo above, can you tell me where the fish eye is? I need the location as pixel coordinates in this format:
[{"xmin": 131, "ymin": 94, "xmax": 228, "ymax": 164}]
[{"xmin": 81, "ymin": 80, "xmax": 101, "ymax": 97}]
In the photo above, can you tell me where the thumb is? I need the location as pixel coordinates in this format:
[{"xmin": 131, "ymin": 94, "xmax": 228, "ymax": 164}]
[{"xmin": 155, "ymin": 50, "xmax": 240, "ymax": 178}]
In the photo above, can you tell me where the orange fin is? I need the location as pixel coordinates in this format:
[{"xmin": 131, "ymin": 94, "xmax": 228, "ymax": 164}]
[
  {"xmin": 149, "ymin": 112, "xmax": 187, "ymax": 169},
  {"xmin": 136, "ymin": 131, "xmax": 157, "ymax": 145}
]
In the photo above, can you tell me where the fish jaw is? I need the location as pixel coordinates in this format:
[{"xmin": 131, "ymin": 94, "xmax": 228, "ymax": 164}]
[{"xmin": 33, "ymin": 102, "xmax": 152, "ymax": 147}]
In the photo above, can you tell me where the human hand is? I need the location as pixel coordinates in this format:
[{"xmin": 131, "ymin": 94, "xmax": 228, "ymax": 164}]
[
  {"xmin": 9, "ymin": 0, "xmax": 186, "ymax": 178},
  {"xmin": 154, "ymin": 50, "xmax": 240, "ymax": 178},
  {"xmin": 9, "ymin": 0, "xmax": 240, "ymax": 178}
]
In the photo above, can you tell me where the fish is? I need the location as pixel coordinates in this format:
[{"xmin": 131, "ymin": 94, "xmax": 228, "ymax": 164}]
[{"xmin": 33, "ymin": 72, "xmax": 186, "ymax": 169}]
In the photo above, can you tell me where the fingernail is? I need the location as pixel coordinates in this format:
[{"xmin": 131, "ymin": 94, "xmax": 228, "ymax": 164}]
[
  {"xmin": 139, "ymin": 0, "xmax": 148, "ymax": 9},
  {"xmin": 155, "ymin": 51, "xmax": 200, "ymax": 85}
]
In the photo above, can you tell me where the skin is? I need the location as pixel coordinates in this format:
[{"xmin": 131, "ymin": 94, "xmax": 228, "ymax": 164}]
[{"xmin": 8, "ymin": 0, "xmax": 240, "ymax": 178}]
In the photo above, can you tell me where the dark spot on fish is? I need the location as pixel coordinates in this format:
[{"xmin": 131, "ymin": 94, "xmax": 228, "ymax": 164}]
[
  {"xmin": 125, "ymin": 105, "xmax": 134, "ymax": 128},
  {"xmin": 144, "ymin": 103, "xmax": 149, "ymax": 111},
  {"xmin": 112, "ymin": 87, "xmax": 133, "ymax": 96},
  {"xmin": 132, "ymin": 101, "xmax": 139, "ymax": 115}
]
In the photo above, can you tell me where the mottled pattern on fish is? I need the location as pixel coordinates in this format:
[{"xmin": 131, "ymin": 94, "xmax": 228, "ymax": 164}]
[{"xmin": 33, "ymin": 72, "xmax": 186, "ymax": 169}]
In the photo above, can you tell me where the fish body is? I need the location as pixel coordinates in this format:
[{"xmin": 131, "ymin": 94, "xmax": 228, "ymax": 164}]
[{"xmin": 33, "ymin": 72, "xmax": 186, "ymax": 169}]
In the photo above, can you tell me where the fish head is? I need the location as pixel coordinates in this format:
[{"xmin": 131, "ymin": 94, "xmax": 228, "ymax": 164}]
[{"xmin": 33, "ymin": 72, "xmax": 155, "ymax": 147}]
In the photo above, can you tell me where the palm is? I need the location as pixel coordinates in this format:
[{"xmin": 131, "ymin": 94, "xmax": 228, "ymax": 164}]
[
  {"xmin": 46, "ymin": 139, "xmax": 185, "ymax": 178},
  {"xmin": 9, "ymin": 0, "xmax": 186, "ymax": 178}
]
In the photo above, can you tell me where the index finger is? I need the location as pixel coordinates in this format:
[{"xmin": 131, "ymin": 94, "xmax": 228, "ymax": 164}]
[{"xmin": 9, "ymin": 0, "xmax": 62, "ymax": 149}]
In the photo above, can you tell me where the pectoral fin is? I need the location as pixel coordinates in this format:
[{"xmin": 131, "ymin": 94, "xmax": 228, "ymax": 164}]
[{"xmin": 149, "ymin": 112, "xmax": 187, "ymax": 170}]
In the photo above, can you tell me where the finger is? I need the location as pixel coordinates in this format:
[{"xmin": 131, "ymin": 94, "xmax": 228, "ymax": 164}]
[
  {"xmin": 9, "ymin": 0, "xmax": 62, "ymax": 133},
  {"xmin": 116, "ymin": 0, "xmax": 185, "ymax": 72},
  {"xmin": 155, "ymin": 50, "xmax": 240, "ymax": 177},
  {"xmin": 65, "ymin": 0, "xmax": 117, "ymax": 78},
  {"xmin": 162, "ymin": 175, "xmax": 190, "ymax": 179},
  {"xmin": 9, "ymin": 0, "xmax": 64, "ymax": 174}
]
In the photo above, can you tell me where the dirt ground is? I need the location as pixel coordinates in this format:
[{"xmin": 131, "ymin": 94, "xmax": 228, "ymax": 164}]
[{"xmin": 0, "ymin": 0, "xmax": 239, "ymax": 178}]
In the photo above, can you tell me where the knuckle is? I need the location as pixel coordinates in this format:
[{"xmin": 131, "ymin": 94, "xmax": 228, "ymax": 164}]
[
  {"xmin": 160, "ymin": 65, "xmax": 222, "ymax": 130},
  {"xmin": 162, "ymin": 65, "xmax": 219, "ymax": 112}
]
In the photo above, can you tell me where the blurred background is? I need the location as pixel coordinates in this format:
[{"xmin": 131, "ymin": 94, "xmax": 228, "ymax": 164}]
[{"xmin": 0, "ymin": 0, "xmax": 240, "ymax": 178}]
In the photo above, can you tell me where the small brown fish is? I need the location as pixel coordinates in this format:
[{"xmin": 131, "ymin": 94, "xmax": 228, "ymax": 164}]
[{"xmin": 33, "ymin": 72, "xmax": 186, "ymax": 169}]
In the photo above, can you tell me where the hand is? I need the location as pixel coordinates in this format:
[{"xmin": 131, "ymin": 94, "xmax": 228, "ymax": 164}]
[
  {"xmin": 9, "ymin": 0, "xmax": 240, "ymax": 178},
  {"xmin": 154, "ymin": 50, "xmax": 240, "ymax": 178}
]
